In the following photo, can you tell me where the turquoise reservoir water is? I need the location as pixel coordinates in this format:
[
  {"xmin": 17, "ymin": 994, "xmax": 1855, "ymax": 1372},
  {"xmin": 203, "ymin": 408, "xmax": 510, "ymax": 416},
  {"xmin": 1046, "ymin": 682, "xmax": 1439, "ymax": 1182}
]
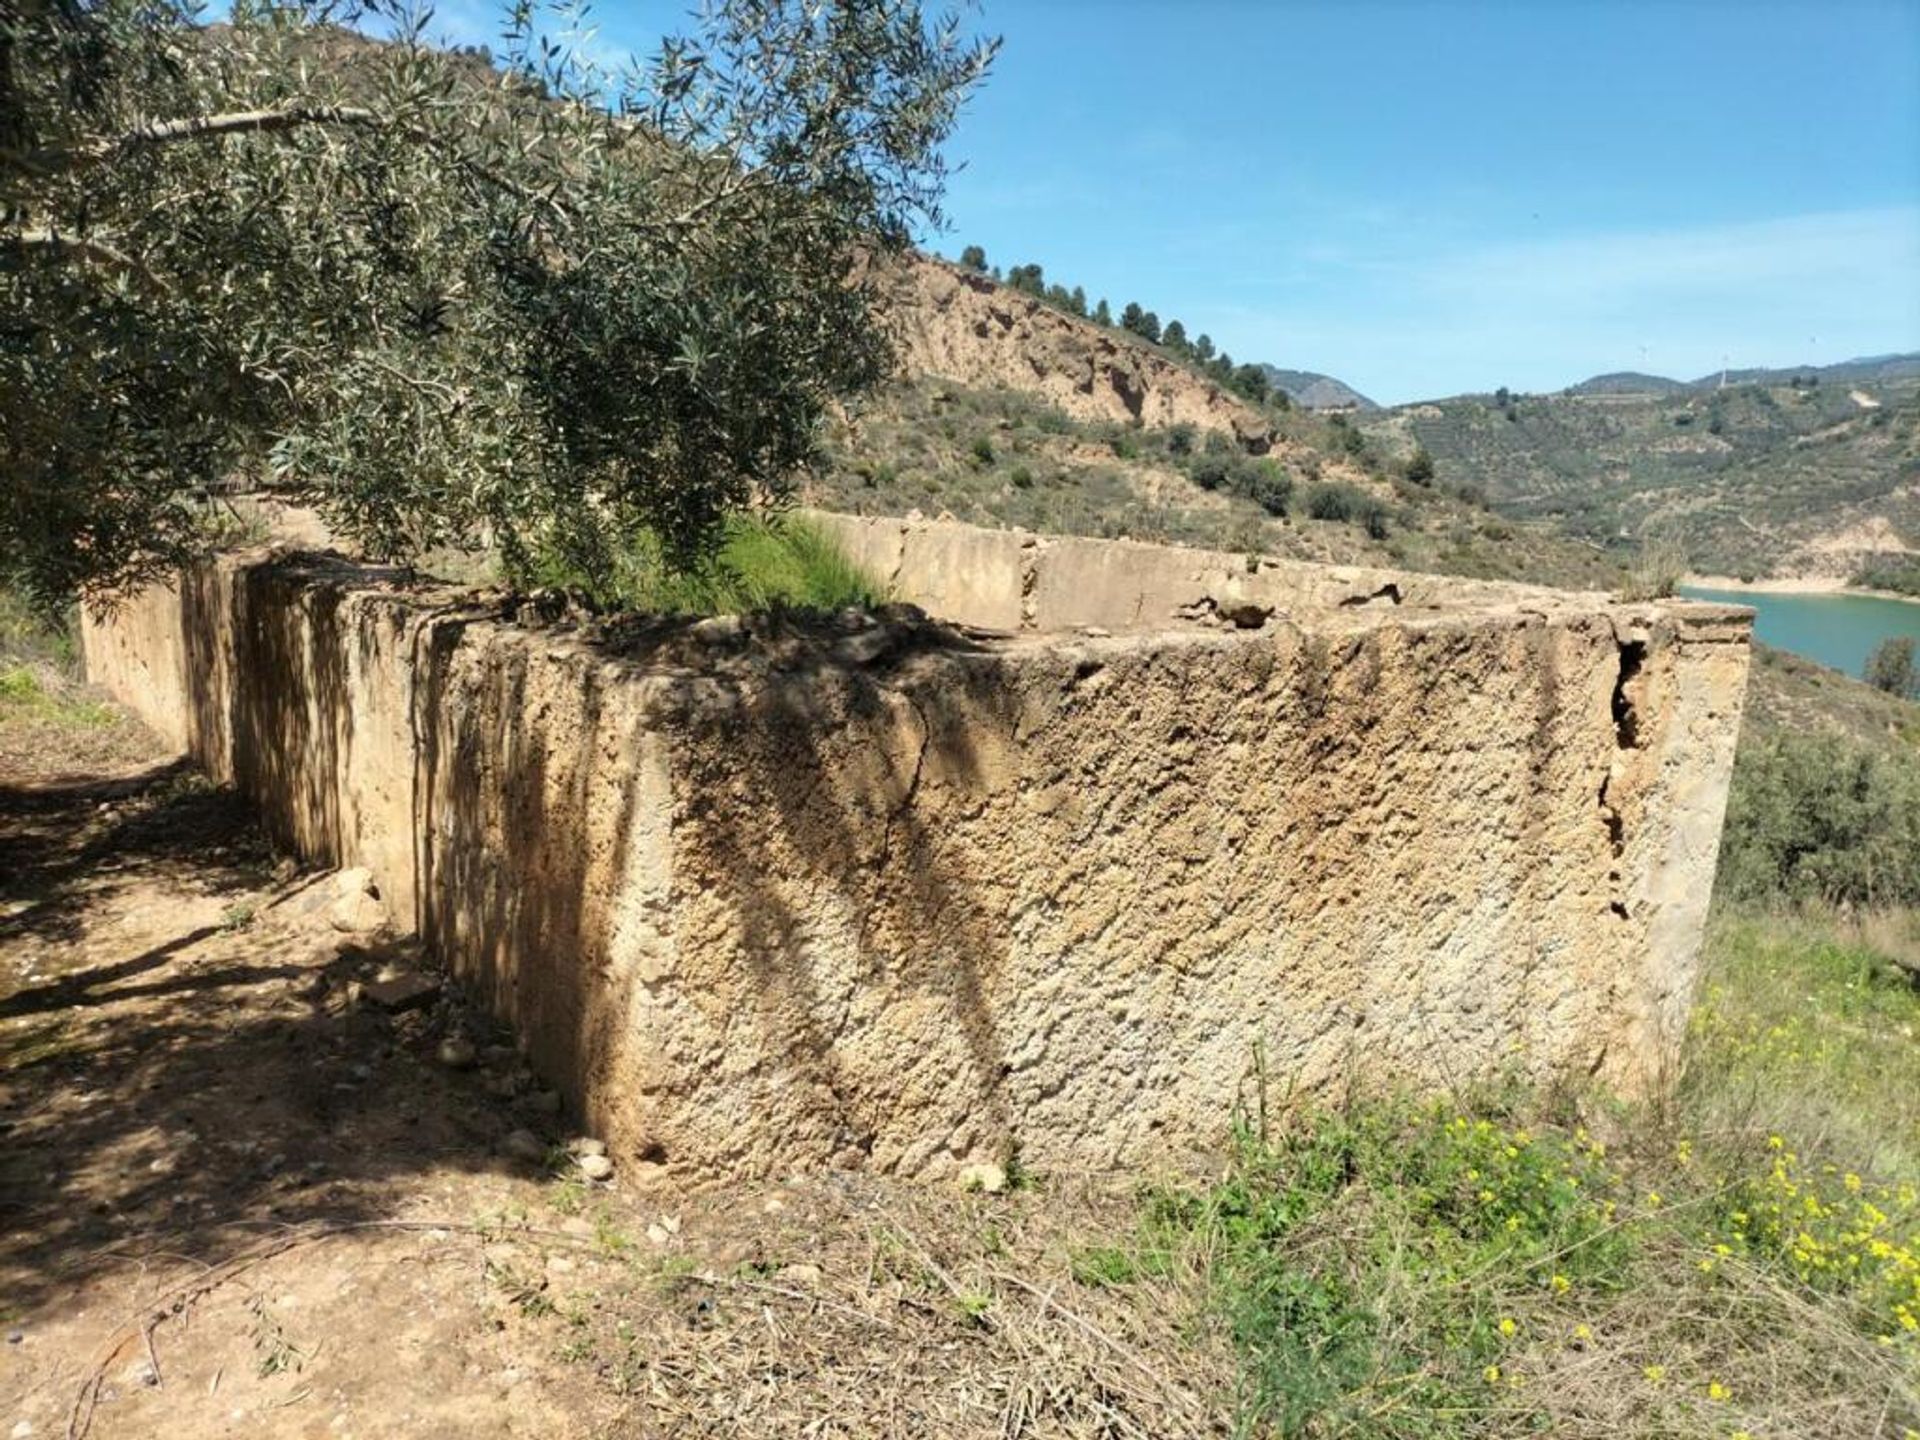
[{"xmin": 1680, "ymin": 586, "xmax": 1920, "ymax": 679}]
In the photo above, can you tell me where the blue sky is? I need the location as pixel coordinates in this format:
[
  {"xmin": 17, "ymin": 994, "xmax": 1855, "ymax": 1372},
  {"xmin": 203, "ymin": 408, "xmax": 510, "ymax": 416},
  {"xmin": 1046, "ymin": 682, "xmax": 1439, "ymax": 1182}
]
[{"xmin": 433, "ymin": 0, "xmax": 1920, "ymax": 404}]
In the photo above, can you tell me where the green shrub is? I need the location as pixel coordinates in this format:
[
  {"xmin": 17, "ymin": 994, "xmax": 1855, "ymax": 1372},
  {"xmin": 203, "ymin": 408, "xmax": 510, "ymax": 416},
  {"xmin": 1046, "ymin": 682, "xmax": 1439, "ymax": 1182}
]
[
  {"xmin": 531, "ymin": 515, "xmax": 887, "ymax": 617},
  {"xmin": 1167, "ymin": 422, "xmax": 1197, "ymax": 457},
  {"xmin": 1305, "ymin": 482, "xmax": 1358, "ymax": 521},
  {"xmin": 969, "ymin": 435, "xmax": 996, "ymax": 466},
  {"xmin": 1228, "ymin": 459, "xmax": 1292, "ymax": 517},
  {"xmin": 1857, "ymin": 557, "xmax": 1920, "ymax": 597},
  {"xmin": 1121, "ymin": 1103, "xmax": 1635, "ymax": 1437},
  {"xmin": 1866, "ymin": 637, "xmax": 1918, "ymax": 699},
  {"xmin": 1403, "ymin": 445, "xmax": 1435, "ymax": 485},
  {"xmin": 1009, "ymin": 465, "xmax": 1034, "ymax": 490},
  {"xmin": 1190, "ymin": 456, "xmax": 1231, "ymax": 492},
  {"xmin": 1717, "ymin": 732, "xmax": 1920, "ymax": 907}
]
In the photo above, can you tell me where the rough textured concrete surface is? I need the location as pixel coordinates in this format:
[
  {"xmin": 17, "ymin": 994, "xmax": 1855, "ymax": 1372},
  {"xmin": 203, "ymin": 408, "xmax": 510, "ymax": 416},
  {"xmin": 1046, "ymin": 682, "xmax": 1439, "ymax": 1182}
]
[{"xmin": 84, "ymin": 518, "xmax": 1753, "ymax": 1179}]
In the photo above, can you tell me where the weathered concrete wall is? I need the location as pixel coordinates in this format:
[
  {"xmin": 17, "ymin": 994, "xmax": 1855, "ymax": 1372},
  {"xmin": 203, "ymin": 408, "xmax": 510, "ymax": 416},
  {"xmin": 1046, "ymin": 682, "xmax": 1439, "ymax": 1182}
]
[
  {"xmin": 803, "ymin": 510, "xmax": 1605, "ymax": 633},
  {"xmin": 83, "ymin": 522, "xmax": 1752, "ymax": 1179}
]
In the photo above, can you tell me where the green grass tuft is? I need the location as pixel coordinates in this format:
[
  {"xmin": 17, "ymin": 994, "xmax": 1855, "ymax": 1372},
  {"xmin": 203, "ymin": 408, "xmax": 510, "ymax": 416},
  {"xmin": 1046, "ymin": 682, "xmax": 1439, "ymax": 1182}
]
[{"xmin": 531, "ymin": 514, "xmax": 888, "ymax": 617}]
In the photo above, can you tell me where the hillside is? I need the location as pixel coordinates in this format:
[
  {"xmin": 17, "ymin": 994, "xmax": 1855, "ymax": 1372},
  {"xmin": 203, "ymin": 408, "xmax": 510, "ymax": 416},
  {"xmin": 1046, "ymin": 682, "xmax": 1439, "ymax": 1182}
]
[
  {"xmin": 1361, "ymin": 368, "xmax": 1920, "ymax": 581},
  {"xmin": 813, "ymin": 377, "xmax": 1624, "ymax": 591},
  {"xmin": 838, "ymin": 261, "xmax": 1642, "ymax": 590},
  {"xmin": 887, "ymin": 258, "xmax": 1278, "ymax": 448},
  {"xmin": 886, "ymin": 258, "xmax": 1918, "ymax": 591}
]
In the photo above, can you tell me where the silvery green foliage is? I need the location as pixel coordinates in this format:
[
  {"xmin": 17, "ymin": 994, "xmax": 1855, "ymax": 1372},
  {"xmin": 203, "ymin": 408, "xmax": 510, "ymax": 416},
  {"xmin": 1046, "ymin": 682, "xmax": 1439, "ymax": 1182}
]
[{"xmin": 1, "ymin": 0, "xmax": 994, "ymax": 604}]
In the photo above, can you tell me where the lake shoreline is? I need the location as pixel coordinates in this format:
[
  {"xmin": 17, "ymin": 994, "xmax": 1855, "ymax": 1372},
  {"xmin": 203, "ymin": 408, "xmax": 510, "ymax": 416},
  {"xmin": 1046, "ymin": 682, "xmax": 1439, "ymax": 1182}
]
[{"xmin": 1685, "ymin": 573, "xmax": 1920, "ymax": 608}]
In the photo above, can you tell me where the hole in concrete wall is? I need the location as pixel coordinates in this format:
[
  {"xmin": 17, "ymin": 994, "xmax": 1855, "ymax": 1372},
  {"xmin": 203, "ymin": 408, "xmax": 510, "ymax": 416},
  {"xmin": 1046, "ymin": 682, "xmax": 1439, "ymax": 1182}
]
[
  {"xmin": 1611, "ymin": 639, "xmax": 1647, "ymax": 750},
  {"xmin": 1339, "ymin": 583, "xmax": 1403, "ymax": 608},
  {"xmin": 1598, "ymin": 775, "xmax": 1625, "ymax": 860}
]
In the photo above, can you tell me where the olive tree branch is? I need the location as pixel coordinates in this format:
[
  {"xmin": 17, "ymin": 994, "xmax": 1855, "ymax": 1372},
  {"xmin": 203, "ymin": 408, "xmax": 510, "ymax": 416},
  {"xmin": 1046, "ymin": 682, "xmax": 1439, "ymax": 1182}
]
[{"xmin": 5, "ymin": 228, "xmax": 171, "ymax": 291}]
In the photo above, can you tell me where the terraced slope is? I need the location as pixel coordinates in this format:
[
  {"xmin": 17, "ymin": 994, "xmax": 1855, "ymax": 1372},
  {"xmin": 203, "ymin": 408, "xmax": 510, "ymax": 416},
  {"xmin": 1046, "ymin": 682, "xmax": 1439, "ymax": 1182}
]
[{"xmin": 1362, "ymin": 374, "xmax": 1920, "ymax": 581}]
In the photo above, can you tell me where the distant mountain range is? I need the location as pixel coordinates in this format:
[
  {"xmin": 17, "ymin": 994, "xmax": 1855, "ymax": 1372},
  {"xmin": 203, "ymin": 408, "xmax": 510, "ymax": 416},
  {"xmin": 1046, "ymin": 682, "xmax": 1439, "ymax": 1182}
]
[
  {"xmin": 1561, "ymin": 353, "xmax": 1920, "ymax": 399},
  {"xmin": 1257, "ymin": 367, "xmax": 1380, "ymax": 413},
  {"xmin": 1262, "ymin": 352, "xmax": 1920, "ymax": 410}
]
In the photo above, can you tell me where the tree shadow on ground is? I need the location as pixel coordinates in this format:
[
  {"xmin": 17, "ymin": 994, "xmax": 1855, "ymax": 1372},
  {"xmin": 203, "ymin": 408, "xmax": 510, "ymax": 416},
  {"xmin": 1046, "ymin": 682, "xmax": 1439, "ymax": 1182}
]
[{"xmin": 0, "ymin": 762, "xmax": 555, "ymax": 1322}]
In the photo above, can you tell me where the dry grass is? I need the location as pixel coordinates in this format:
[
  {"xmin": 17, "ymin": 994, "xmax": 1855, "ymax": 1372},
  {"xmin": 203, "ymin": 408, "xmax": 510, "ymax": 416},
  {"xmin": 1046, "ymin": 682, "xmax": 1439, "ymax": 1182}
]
[{"xmin": 453, "ymin": 1172, "xmax": 1239, "ymax": 1438}]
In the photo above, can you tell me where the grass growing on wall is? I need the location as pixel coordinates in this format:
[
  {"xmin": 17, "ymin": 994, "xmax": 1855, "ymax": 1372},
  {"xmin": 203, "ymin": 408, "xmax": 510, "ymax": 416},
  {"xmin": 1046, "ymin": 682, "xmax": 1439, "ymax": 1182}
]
[{"xmin": 529, "ymin": 514, "xmax": 889, "ymax": 617}]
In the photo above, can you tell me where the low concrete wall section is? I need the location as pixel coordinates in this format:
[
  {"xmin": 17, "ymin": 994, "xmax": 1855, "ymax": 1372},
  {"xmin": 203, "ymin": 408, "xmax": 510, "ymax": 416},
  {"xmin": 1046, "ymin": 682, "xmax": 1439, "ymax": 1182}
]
[{"xmin": 84, "ymin": 516, "xmax": 1753, "ymax": 1179}]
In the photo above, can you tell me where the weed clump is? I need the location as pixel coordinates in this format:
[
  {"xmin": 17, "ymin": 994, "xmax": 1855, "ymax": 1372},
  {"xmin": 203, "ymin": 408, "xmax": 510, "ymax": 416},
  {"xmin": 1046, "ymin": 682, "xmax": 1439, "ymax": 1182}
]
[{"xmin": 530, "ymin": 515, "xmax": 887, "ymax": 617}]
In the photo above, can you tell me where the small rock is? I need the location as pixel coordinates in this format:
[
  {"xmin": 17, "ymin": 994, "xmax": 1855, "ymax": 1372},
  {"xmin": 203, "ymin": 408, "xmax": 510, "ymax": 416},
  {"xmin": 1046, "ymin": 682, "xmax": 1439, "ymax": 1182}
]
[
  {"xmin": 333, "ymin": 867, "xmax": 376, "ymax": 898},
  {"xmin": 688, "ymin": 615, "xmax": 745, "ymax": 646},
  {"xmin": 546, "ymin": 1256, "xmax": 575, "ymax": 1275},
  {"xmin": 329, "ymin": 889, "xmax": 387, "ymax": 935},
  {"xmin": 577, "ymin": 1154, "xmax": 613, "ymax": 1182},
  {"xmin": 436, "ymin": 1037, "xmax": 477, "ymax": 1070},
  {"xmin": 957, "ymin": 1161, "xmax": 1007, "ymax": 1194},
  {"xmin": 500, "ymin": 1129, "xmax": 547, "ymax": 1165},
  {"xmin": 762, "ymin": 1196, "xmax": 787, "ymax": 1215},
  {"xmin": 644, "ymin": 1222, "xmax": 672, "ymax": 1247},
  {"xmin": 360, "ymin": 972, "xmax": 439, "ymax": 1013},
  {"xmin": 4, "ymin": 1329, "xmax": 21, "ymax": 1345},
  {"xmin": 13, "ymin": 1420, "xmax": 35, "ymax": 1438},
  {"xmin": 776, "ymin": 1262, "xmax": 823, "ymax": 1287},
  {"xmin": 833, "ymin": 630, "xmax": 894, "ymax": 666},
  {"xmin": 572, "ymin": 1138, "xmax": 607, "ymax": 1158},
  {"xmin": 147, "ymin": 1155, "xmax": 177, "ymax": 1176},
  {"xmin": 559, "ymin": 1217, "xmax": 595, "ymax": 1239}
]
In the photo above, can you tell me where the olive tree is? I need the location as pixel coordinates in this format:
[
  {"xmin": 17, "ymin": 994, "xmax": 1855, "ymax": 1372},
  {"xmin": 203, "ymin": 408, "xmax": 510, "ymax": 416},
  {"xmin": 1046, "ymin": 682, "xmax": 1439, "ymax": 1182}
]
[
  {"xmin": 1, "ymin": 0, "xmax": 994, "ymax": 605},
  {"xmin": 1865, "ymin": 637, "xmax": 1917, "ymax": 700}
]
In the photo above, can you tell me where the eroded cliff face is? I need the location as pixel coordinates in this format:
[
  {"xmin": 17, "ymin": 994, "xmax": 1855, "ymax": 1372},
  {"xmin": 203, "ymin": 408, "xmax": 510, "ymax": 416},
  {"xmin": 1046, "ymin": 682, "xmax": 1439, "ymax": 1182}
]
[
  {"xmin": 83, "ymin": 523, "xmax": 1752, "ymax": 1181},
  {"xmin": 890, "ymin": 257, "xmax": 1276, "ymax": 449}
]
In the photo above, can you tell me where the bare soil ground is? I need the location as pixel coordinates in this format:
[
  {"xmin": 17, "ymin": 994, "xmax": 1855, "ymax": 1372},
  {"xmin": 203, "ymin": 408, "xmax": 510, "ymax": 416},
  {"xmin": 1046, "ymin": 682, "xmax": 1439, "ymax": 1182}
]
[{"xmin": 0, "ymin": 703, "xmax": 1225, "ymax": 1439}]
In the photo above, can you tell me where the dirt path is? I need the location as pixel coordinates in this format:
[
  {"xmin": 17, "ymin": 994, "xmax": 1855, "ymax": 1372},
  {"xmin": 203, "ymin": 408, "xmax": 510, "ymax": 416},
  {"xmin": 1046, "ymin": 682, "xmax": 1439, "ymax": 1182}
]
[{"xmin": 0, "ymin": 707, "xmax": 1224, "ymax": 1439}]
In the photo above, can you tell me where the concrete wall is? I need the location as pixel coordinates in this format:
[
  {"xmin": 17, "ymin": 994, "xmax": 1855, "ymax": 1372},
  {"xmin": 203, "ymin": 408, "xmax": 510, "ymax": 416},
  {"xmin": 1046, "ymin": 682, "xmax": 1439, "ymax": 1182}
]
[
  {"xmin": 803, "ymin": 510, "xmax": 1605, "ymax": 633},
  {"xmin": 83, "ymin": 521, "xmax": 1753, "ymax": 1179}
]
